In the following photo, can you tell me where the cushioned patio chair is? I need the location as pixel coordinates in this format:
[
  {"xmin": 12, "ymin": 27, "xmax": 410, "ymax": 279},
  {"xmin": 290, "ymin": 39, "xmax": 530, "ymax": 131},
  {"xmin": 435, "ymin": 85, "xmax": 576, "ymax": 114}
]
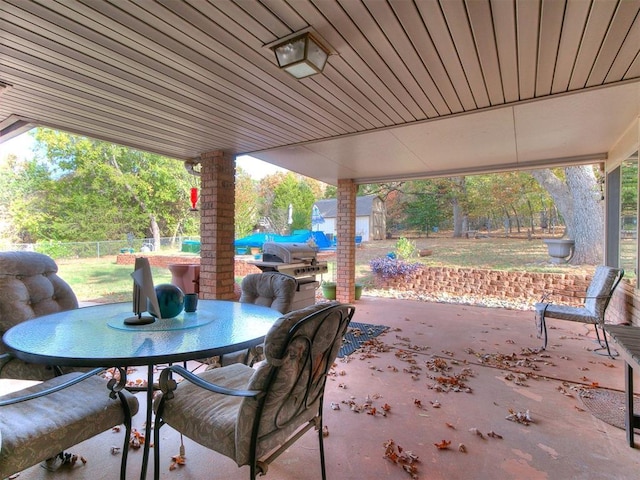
[
  {"xmin": 219, "ymin": 272, "xmax": 298, "ymax": 367},
  {"xmin": 0, "ymin": 361, "xmax": 139, "ymax": 479},
  {"xmin": 0, "ymin": 251, "xmax": 79, "ymax": 380},
  {"xmin": 239, "ymin": 272, "xmax": 298, "ymax": 312},
  {"xmin": 535, "ymin": 265, "xmax": 624, "ymax": 357},
  {"xmin": 153, "ymin": 301, "xmax": 355, "ymax": 480}
]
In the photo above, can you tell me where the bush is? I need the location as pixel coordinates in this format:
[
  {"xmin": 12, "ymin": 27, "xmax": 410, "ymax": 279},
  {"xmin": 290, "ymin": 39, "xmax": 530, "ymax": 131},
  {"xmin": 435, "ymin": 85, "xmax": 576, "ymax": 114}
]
[
  {"xmin": 369, "ymin": 256, "xmax": 421, "ymax": 279},
  {"xmin": 395, "ymin": 237, "xmax": 417, "ymax": 259}
]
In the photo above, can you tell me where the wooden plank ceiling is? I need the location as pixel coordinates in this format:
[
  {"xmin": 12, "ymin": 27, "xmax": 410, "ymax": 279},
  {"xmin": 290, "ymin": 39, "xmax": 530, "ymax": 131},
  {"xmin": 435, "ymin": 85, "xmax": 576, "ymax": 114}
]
[{"xmin": 1, "ymin": 0, "xmax": 639, "ymax": 184}]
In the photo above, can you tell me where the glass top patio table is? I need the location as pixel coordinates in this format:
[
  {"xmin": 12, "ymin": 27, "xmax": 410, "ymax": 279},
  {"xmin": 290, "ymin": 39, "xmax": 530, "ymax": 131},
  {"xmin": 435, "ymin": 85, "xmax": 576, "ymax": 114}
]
[{"xmin": 2, "ymin": 300, "xmax": 282, "ymax": 368}]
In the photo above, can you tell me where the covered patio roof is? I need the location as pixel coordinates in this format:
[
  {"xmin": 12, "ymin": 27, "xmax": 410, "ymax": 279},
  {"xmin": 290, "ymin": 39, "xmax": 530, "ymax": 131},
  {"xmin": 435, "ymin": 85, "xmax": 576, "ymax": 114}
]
[{"xmin": 1, "ymin": 0, "xmax": 639, "ymax": 184}]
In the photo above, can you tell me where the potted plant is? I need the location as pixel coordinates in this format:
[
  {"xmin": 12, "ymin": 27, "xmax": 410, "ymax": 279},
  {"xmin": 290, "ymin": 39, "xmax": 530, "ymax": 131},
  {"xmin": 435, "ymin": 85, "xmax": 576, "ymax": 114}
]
[{"xmin": 321, "ymin": 281, "xmax": 336, "ymax": 300}]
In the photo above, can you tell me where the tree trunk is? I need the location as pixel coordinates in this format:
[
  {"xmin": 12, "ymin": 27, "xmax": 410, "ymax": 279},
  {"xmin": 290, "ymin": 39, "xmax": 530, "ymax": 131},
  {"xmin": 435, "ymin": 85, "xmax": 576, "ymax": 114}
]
[
  {"xmin": 511, "ymin": 205, "xmax": 521, "ymax": 232},
  {"xmin": 526, "ymin": 198, "xmax": 535, "ymax": 233},
  {"xmin": 530, "ymin": 166, "xmax": 604, "ymax": 264},
  {"xmin": 452, "ymin": 199, "xmax": 463, "ymax": 237},
  {"xmin": 451, "ymin": 176, "xmax": 466, "ymax": 237},
  {"xmin": 503, "ymin": 207, "xmax": 511, "ymax": 236},
  {"xmin": 150, "ymin": 214, "xmax": 161, "ymax": 251}
]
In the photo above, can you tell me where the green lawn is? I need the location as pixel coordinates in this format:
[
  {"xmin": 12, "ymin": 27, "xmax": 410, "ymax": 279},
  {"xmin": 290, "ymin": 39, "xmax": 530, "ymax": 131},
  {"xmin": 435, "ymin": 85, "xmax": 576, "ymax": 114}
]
[{"xmin": 57, "ymin": 257, "xmax": 172, "ymax": 303}]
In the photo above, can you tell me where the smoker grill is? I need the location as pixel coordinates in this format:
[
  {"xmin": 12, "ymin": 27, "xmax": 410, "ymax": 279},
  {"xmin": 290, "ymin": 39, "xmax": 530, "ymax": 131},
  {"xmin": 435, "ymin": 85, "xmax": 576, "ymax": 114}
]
[{"xmin": 250, "ymin": 242, "xmax": 328, "ymax": 310}]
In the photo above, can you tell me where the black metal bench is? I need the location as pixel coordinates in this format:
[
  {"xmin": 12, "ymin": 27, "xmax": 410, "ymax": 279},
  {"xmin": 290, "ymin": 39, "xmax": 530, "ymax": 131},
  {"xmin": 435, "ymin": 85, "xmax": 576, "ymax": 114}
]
[{"xmin": 605, "ymin": 325, "xmax": 640, "ymax": 447}]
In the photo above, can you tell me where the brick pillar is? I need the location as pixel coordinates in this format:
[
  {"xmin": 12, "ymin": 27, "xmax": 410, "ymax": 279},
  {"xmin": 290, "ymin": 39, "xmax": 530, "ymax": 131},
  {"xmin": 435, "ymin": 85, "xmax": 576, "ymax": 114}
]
[
  {"xmin": 336, "ymin": 179, "xmax": 357, "ymax": 302},
  {"xmin": 199, "ymin": 150, "xmax": 236, "ymax": 300}
]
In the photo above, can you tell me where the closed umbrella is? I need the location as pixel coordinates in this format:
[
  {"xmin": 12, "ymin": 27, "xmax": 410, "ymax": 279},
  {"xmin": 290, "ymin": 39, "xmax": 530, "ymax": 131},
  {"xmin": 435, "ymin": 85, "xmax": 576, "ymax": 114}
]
[{"xmin": 311, "ymin": 205, "xmax": 325, "ymax": 230}]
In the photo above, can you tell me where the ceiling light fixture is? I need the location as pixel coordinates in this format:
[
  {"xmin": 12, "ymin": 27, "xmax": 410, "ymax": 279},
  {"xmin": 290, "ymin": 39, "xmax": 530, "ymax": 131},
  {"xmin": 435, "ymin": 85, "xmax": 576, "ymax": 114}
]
[{"xmin": 270, "ymin": 31, "xmax": 330, "ymax": 79}]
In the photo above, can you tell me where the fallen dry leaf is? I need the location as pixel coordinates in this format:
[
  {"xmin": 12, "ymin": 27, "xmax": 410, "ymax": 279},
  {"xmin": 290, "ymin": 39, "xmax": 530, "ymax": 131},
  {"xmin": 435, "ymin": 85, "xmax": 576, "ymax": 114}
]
[
  {"xmin": 383, "ymin": 439, "xmax": 420, "ymax": 479},
  {"xmin": 506, "ymin": 409, "xmax": 533, "ymax": 425},
  {"xmin": 129, "ymin": 428, "xmax": 145, "ymax": 449},
  {"xmin": 169, "ymin": 453, "xmax": 186, "ymax": 471},
  {"xmin": 434, "ymin": 439, "xmax": 451, "ymax": 450}
]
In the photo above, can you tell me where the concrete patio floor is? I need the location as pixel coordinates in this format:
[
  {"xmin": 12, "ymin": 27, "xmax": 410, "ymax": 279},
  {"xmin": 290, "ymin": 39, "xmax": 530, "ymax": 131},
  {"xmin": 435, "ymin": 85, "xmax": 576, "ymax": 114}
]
[{"xmin": 12, "ymin": 296, "xmax": 640, "ymax": 479}]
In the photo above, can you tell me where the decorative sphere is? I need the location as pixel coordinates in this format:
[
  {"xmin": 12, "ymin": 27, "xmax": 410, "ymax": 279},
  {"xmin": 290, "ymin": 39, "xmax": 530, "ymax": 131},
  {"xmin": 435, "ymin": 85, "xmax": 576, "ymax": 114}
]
[{"xmin": 147, "ymin": 284, "xmax": 184, "ymax": 318}]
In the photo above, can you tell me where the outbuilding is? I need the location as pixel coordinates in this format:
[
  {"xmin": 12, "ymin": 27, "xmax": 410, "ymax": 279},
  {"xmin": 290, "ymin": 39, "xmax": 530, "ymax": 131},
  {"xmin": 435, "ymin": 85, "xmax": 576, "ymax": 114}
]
[{"xmin": 313, "ymin": 195, "xmax": 386, "ymax": 242}]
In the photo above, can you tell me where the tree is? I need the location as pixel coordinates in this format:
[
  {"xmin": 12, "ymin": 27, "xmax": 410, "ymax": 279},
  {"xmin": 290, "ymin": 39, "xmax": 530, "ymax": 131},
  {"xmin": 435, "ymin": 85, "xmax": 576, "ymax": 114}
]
[
  {"xmin": 400, "ymin": 180, "xmax": 447, "ymax": 235},
  {"xmin": 235, "ymin": 167, "xmax": 260, "ymax": 238},
  {"xmin": 257, "ymin": 172, "xmax": 321, "ymax": 233},
  {"xmin": 271, "ymin": 173, "xmax": 316, "ymax": 232},
  {"xmin": 466, "ymin": 172, "xmax": 549, "ymax": 235},
  {"xmin": 5, "ymin": 129, "xmax": 198, "ymax": 244},
  {"xmin": 530, "ymin": 165, "xmax": 604, "ymax": 264},
  {"xmin": 0, "ymin": 150, "xmax": 65, "ymax": 243}
]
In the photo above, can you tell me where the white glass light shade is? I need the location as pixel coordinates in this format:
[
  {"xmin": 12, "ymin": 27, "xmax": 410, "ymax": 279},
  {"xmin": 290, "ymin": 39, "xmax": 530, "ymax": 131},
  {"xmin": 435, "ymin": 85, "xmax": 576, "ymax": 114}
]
[{"xmin": 273, "ymin": 33, "xmax": 329, "ymax": 79}]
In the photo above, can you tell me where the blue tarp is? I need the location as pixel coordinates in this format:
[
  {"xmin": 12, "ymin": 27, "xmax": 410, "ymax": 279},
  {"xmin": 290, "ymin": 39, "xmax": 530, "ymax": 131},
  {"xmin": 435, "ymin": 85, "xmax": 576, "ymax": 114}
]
[
  {"xmin": 234, "ymin": 230, "xmax": 336, "ymax": 251},
  {"xmin": 311, "ymin": 231, "xmax": 334, "ymax": 249}
]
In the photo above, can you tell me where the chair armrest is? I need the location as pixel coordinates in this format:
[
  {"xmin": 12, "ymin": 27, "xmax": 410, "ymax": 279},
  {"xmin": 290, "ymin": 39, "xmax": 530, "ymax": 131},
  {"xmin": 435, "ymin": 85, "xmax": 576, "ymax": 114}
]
[
  {"xmin": 158, "ymin": 364, "xmax": 262, "ymax": 399},
  {"xmin": 0, "ymin": 367, "xmax": 106, "ymax": 406}
]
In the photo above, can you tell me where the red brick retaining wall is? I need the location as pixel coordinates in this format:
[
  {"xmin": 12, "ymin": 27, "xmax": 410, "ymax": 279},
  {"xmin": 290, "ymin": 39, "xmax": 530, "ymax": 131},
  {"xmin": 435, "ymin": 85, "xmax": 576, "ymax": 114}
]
[{"xmin": 374, "ymin": 266, "xmax": 593, "ymax": 307}]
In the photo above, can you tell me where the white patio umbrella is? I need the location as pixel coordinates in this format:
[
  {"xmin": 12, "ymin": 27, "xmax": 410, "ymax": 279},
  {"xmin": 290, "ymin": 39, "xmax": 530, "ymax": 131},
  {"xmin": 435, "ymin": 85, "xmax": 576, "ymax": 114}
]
[{"xmin": 311, "ymin": 205, "xmax": 325, "ymax": 231}]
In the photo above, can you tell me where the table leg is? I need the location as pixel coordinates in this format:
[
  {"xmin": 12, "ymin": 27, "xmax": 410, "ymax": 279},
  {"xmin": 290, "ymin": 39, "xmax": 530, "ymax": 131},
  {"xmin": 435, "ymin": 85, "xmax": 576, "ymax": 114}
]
[
  {"xmin": 625, "ymin": 361, "xmax": 635, "ymax": 448},
  {"xmin": 140, "ymin": 365, "xmax": 154, "ymax": 479}
]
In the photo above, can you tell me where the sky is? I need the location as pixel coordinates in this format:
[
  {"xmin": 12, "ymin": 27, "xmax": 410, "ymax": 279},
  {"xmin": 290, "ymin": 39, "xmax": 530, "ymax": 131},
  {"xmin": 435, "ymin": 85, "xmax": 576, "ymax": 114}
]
[{"xmin": 0, "ymin": 132, "xmax": 287, "ymax": 179}]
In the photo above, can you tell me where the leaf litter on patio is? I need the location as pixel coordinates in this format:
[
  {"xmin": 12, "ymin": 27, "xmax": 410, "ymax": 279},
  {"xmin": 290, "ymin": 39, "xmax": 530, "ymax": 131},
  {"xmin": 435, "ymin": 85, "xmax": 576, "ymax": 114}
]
[{"xmin": 329, "ymin": 319, "xmax": 590, "ymax": 478}]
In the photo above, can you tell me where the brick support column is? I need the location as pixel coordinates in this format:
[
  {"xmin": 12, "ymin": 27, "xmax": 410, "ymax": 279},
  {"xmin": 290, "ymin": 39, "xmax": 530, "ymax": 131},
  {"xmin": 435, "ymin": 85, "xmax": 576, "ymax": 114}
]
[
  {"xmin": 199, "ymin": 150, "xmax": 236, "ymax": 300},
  {"xmin": 336, "ymin": 179, "xmax": 357, "ymax": 302}
]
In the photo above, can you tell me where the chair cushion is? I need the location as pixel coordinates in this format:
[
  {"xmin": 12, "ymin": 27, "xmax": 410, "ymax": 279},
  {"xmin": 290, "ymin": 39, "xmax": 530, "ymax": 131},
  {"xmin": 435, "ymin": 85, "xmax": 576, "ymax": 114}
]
[
  {"xmin": 239, "ymin": 273, "xmax": 297, "ymax": 314},
  {"xmin": 0, "ymin": 252, "xmax": 78, "ymax": 380},
  {"xmin": 584, "ymin": 266, "xmax": 621, "ymax": 319},
  {"xmin": 0, "ymin": 372, "xmax": 139, "ymax": 478},
  {"xmin": 262, "ymin": 302, "xmax": 339, "ymax": 365},
  {"xmin": 235, "ymin": 302, "xmax": 342, "ymax": 465},
  {"xmin": 534, "ymin": 303, "xmax": 598, "ymax": 324},
  {"xmin": 155, "ymin": 363, "xmax": 254, "ymax": 461}
]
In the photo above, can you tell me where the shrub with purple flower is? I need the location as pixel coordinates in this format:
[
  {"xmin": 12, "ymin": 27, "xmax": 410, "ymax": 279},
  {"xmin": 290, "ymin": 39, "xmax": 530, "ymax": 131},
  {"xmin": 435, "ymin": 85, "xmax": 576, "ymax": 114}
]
[{"xmin": 369, "ymin": 256, "xmax": 421, "ymax": 279}]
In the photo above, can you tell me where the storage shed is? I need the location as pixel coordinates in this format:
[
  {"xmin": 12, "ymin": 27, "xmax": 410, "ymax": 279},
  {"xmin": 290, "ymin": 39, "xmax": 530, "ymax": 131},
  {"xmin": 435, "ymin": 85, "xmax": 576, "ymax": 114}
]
[{"xmin": 313, "ymin": 195, "xmax": 386, "ymax": 242}]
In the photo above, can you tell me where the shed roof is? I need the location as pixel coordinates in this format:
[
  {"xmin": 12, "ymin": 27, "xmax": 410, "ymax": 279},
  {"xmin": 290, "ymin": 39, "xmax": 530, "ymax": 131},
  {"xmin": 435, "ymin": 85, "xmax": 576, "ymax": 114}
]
[{"xmin": 315, "ymin": 195, "xmax": 380, "ymax": 218}]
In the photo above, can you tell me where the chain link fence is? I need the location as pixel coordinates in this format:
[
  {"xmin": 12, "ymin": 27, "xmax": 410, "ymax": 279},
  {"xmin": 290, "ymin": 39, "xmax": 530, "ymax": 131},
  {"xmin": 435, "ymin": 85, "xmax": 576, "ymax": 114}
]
[{"xmin": 1, "ymin": 236, "xmax": 201, "ymax": 260}]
